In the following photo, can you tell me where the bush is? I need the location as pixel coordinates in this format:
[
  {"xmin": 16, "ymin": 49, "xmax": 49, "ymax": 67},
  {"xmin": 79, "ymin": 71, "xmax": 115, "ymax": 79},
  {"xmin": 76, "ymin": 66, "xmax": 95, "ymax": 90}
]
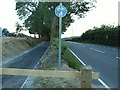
[{"xmin": 68, "ymin": 25, "xmax": 119, "ymax": 47}]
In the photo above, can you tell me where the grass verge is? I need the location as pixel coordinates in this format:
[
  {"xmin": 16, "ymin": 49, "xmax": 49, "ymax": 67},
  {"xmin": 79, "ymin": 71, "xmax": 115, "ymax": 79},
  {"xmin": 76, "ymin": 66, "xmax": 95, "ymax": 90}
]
[
  {"xmin": 51, "ymin": 38, "xmax": 81, "ymax": 71},
  {"xmin": 62, "ymin": 43, "xmax": 81, "ymax": 71}
]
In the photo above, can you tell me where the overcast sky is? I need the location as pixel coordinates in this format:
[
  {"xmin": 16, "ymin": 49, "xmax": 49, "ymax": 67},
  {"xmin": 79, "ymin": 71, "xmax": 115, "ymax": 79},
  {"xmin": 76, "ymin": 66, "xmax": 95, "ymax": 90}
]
[
  {"xmin": 0, "ymin": 0, "xmax": 119, "ymax": 38},
  {"xmin": 62, "ymin": 0, "xmax": 119, "ymax": 38}
]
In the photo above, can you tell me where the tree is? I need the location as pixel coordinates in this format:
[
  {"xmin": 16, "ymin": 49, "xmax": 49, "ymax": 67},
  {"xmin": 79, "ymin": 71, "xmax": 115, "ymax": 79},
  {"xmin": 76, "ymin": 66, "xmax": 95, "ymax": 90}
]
[
  {"xmin": 80, "ymin": 25, "xmax": 119, "ymax": 46},
  {"xmin": 15, "ymin": 22, "xmax": 23, "ymax": 34},
  {"xmin": 2, "ymin": 28, "xmax": 9, "ymax": 33},
  {"xmin": 15, "ymin": 1, "xmax": 95, "ymax": 40}
]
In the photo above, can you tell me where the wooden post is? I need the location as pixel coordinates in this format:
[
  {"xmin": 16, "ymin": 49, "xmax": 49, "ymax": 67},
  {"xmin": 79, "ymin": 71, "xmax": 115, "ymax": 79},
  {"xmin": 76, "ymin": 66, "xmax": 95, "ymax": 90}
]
[{"xmin": 80, "ymin": 66, "xmax": 92, "ymax": 88}]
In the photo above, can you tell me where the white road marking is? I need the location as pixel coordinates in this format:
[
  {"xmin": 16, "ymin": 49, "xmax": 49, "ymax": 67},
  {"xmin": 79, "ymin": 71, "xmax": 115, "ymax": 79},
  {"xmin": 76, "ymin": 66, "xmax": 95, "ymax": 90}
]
[
  {"xmin": 90, "ymin": 47, "xmax": 105, "ymax": 54},
  {"xmin": 98, "ymin": 79, "xmax": 110, "ymax": 88},
  {"xmin": 21, "ymin": 76, "xmax": 30, "ymax": 88},
  {"xmin": 68, "ymin": 48, "xmax": 86, "ymax": 66},
  {"xmin": 20, "ymin": 57, "xmax": 41, "ymax": 88},
  {"xmin": 68, "ymin": 48, "xmax": 110, "ymax": 88},
  {"xmin": 116, "ymin": 57, "xmax": 120, "ymax": 59},
  {"xmin": 20, "ymin": 45, "xmax": 49, "ymax": 88}
]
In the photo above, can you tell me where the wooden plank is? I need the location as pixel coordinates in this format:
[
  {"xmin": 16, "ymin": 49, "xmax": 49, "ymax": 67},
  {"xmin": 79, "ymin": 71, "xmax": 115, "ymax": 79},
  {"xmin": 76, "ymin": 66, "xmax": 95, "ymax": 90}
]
[
  {"xmin": 80, "ymin": 66, "xmax": 92, "ymax": 88},
  {"xmin": 0, "ymin": 68, "xmax": 80, "ymax": 78},
  {"xmin": 0, "ymin": 68, "xmax": 99, "ymax": 79},
  {"xmin": 92, "ymin": 72, "xmax": 99, "ymax": 79}
]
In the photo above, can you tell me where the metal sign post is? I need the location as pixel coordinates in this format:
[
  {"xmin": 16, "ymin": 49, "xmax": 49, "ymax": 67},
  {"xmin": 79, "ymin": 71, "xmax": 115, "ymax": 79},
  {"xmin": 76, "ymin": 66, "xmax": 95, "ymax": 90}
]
[{"xmin": 55, "ymin": 3, "xmax": 67, "ymax": 71}]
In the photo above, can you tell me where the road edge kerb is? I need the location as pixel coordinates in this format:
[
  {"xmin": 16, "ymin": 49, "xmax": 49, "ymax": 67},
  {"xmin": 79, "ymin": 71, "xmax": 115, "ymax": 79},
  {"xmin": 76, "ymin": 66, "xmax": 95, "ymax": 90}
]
[
  {"xmin": 20, "ymin": 45, "xmax": 50, "ymax": 88},
  {"xmin": 68, "ymin": 47, "xmax": 110, "ymax": 89}
]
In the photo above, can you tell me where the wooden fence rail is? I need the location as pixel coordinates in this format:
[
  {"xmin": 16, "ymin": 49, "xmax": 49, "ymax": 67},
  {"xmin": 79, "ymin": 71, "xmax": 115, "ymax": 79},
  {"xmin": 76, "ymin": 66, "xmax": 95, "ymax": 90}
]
[{"xmin": 0, "ymin": 66, "xmax": 99, "ymax": 88}]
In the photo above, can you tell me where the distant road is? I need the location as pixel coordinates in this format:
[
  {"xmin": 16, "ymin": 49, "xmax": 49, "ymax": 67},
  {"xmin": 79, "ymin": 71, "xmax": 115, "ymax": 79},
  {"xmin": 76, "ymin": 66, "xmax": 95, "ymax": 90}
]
[
  {"xmin": 2, "ymin": 42, "xmax": 49, "ymax": 88},
  {"xmin": 66, "ymin": 41, "xmax": 119, "ymax": 88}
]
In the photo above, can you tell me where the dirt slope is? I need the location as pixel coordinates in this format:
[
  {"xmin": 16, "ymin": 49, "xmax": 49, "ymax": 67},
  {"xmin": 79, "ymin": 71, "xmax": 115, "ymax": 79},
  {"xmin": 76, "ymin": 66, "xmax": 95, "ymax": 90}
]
[{"xmin": 2, "ymin": 37, "xmax": 41, "ymax": 60}]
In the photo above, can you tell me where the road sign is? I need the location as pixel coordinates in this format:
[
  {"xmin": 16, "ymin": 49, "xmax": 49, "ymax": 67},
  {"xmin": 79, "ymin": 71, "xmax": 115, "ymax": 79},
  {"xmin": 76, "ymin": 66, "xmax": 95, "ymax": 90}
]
[
  {"xmin": 55, "ymin": 3, "xmax": 67, "ymax": 71},
  {"xmin": 55, "ymin": 3, "xmax": 67, "ymax": 18}
]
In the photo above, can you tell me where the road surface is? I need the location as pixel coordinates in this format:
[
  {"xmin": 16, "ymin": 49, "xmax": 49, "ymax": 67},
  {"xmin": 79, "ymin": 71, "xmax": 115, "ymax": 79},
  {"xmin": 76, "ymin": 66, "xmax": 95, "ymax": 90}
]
[
  {"xmin": 2, "ymin": 42, "xmax": 49, "ymax": 88},
  {"xmin": 66, "ymin": 41, "xmax": 119, "ymax": 88}
]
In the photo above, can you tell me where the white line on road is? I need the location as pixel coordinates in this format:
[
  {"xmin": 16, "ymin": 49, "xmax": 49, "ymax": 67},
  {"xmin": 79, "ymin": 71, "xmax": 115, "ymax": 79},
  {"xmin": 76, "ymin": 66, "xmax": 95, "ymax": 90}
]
[
  {"xmin": 21, "ymin": 76, "xmax": 30, "ymax": 88},
  {"xmin": 68, "ymin": 48, "xmax": 86, "ymax": 66},
  {"xmin": 68, "ymin": 48, "xmax": 110, "ymax": 88},
  {"xmin": 90, "ymin": 47, "xmax": 105, "ymax": 54},
  {"xmin": 20, "ymin": 46, "xmax": 49, "ymax": 88},
  {"xmin": 20, "ymin": 56, "xmax": 42, "ymax": 88},
  {"xmin": 98, "ymin": 79, "xmax": 109, "ymax": 88},
  {"xmin": 116, "ymin": 57, "xmax": 120, "ymax": 59}
]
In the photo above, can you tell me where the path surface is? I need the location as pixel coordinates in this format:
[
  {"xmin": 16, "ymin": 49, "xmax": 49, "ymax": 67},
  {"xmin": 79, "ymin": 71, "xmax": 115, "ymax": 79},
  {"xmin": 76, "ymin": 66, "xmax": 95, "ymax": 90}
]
[
  {"xmin": 66, "ymin": 41, "xmax": 119, "ymax": 88},
  {"xmin": 2, "ymin": 42, "xmax": 49, "ymax": 88}
]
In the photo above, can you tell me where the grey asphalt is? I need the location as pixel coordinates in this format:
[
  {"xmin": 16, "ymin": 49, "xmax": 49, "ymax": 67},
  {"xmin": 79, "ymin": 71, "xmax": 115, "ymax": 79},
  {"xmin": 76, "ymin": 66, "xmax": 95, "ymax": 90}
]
[
  {"xmin": 2, "ymin": 42, "xmax": 49, "ymax": 88},
  {"xmin": 66, "ymin": 41, "xmax": 119, "ymax": 88}
]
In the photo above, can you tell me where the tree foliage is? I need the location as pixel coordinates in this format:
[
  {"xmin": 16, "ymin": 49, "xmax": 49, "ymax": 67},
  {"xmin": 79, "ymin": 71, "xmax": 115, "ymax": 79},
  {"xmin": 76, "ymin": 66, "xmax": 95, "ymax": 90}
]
[
  {"xmin": 15, "ymin": 22, "xmax": 23, "ymax": 33},
  {"xmin": 15, "ymin": 1, "xmax": 95, "ymax": 40},
  {"xmin": 2, "ymin": 28, "xmax": 9, "ymax": 33},
  {"xmin": 79, "ymin": 25, "xmax": 119, "ymax": 46}
]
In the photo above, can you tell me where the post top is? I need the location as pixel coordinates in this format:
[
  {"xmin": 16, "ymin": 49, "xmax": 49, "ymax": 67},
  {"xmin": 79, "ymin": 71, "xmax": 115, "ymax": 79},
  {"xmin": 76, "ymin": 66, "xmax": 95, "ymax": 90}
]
[
  {"xmin": 60, "ymin": 3, "xmax": 62, "ymax": 5},
  {"xmin": 81, "ymin": 66, "xmax": 92, "ymax": 70}
]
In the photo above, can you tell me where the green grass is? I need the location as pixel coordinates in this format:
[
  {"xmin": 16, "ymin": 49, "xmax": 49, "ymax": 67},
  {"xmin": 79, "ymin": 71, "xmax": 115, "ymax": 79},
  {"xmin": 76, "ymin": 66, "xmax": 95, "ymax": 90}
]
[
  {"xmin": 50, "ymin": 38, "xmax": 81, "ymax": 71},
  {"xmin": 50, "ymin": 38, "xmax": 58, "ymax": 46},
  {"xmin": 62, "ymin": 47, "xmax": 81, "ymax": 71},
  {"xmin": 62, "ymin": 42, "xmax": 81, "ymax": 71}
]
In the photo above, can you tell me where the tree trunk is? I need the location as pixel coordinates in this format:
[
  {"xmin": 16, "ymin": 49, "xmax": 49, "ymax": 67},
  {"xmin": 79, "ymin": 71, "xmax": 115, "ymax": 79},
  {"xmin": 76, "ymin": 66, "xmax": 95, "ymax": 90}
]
[{"xmin": 50, "ymin": 16, "xmax": 58, "ymax": 42}]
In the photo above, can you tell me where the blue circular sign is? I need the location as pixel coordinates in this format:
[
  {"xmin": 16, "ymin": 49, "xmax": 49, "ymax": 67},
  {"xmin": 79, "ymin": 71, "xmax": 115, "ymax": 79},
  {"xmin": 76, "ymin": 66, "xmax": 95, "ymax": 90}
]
[{"xmin": 55, "ymin": 4, "xmax": 67, "ymax": 18}]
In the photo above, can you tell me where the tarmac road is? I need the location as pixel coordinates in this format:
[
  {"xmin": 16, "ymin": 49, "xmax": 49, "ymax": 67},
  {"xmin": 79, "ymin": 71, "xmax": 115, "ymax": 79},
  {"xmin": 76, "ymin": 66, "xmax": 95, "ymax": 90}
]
[
  {"xmin": 2, "ymin": 42, "xmax": 49, "ymax": 88},
  {"xmin": 66, "ymin": 41, "xmax": 119, "ymax": 88}
]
